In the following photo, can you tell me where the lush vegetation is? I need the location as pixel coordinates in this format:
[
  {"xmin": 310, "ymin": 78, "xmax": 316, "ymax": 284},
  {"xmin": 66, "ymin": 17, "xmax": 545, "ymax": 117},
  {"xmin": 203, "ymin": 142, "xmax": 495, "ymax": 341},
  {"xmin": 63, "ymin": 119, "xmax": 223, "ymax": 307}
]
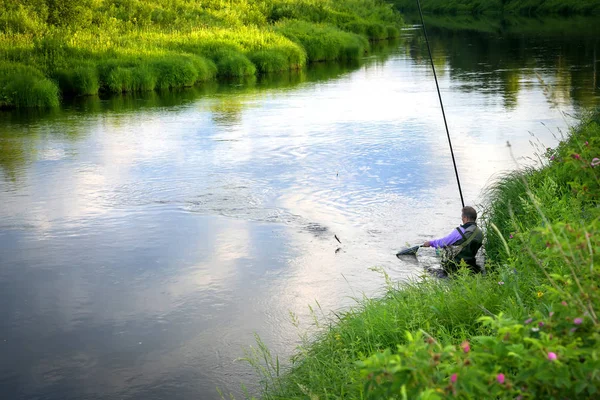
[
  {"xmin": 0, "ymin": 0, "xmax": 402, "ymax": 108},
  {"xmin": 391, "ymin": 0, "xmax": 600, "ymax": 16},
  {"xmin": 246, "ymin": 113, "xmax": 600, "ymax": 398}
]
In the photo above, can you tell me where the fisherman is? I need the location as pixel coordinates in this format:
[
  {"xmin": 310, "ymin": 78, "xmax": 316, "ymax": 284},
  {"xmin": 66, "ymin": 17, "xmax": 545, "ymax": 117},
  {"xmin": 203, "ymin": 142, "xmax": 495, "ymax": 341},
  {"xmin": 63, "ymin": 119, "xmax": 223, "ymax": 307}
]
[{"xmin": 422, "ymin": 206, "xmax": 484, "ymax": 274}]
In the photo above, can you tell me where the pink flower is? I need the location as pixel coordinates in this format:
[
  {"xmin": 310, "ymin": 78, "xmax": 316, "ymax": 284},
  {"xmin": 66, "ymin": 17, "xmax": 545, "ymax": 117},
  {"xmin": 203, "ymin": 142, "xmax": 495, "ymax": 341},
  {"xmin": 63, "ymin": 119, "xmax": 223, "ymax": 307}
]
[
  {"xmin": 524, "ymin": 318, "xmax": 533, "ymax": 324},
  {"xmin": 591, "ymin": 158, "xmax": 600, "ymax": 167},
  {"xmin": 574, "ymin": 318, "xmax": 583, "ymax": 325},
  {"xmin": 548, "ymin": 352, "xmax": 557, "ymax": 361},
  {"xmin": 561, "ymin": 301, "xmax": 568, "ymax": 306},
  {"xmin": 509, "ymin": 234, "xmax": 514, "ymax": 239},
  {"xmin": 497, "ymin": 373, "xmax": 505, "ymax": 384},
  {"xmin": 549, "ymin": 312, "xmax": 554, "ymax": 317},
  {"xmin": 585, "ymin": 141, "xmax": 589, "ymax": 146},
  {"xmin": 550, "ymin": 155, "xmax": 555, "ymax": 161},
  {"xmin": 461, "ymin": 341, "xmax": 470, "ymax": 353},
  {"xmin": 539, "ymin": 321, "xmax": 544, "ymax": 327},
  {"xmin": 450, "ymin": 373, "xmax": 457, "ymax": 383},
  {"xmin": 572, "ymin": 153, "xmax": 581, "ymax": 160}
]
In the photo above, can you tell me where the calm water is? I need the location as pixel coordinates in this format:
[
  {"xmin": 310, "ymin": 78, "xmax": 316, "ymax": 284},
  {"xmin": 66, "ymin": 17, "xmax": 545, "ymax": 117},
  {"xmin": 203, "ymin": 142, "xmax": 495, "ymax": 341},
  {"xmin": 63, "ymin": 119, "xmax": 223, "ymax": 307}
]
[{"xmin": 1, "ymin": 19, "xmax": 599, "ymax": 399}]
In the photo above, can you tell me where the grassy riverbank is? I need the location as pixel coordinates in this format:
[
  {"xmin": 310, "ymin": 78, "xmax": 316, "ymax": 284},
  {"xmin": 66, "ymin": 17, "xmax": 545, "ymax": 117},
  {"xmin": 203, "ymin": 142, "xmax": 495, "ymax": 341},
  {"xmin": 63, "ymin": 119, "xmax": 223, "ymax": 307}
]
[
  {"xmin": 0, "ymin": 0, "xmax": 401, "ymax": 108},
  {"xmin": 247, "ymin": 113, "xmax": 600, "ymax": 398},
  {"xmin": 391, "ymin": 0, "xmax": 600, "ymax": 16}
]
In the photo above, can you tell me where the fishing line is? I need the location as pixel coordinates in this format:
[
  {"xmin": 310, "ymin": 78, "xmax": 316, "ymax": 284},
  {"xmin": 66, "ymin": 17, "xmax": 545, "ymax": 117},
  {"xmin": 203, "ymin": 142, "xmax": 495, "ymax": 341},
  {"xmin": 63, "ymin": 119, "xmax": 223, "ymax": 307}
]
[{"xmin": 415, "ymin": 0, "xmax": 465, "ymax": 208}]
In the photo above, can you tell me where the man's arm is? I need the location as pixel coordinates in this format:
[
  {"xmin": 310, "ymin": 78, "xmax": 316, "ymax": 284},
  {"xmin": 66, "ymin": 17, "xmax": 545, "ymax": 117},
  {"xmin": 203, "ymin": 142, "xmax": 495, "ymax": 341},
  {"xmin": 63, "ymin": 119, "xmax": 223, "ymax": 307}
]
[{"xmin": 423, "ymin": 228, "xmax": 464, "ymax": 249}]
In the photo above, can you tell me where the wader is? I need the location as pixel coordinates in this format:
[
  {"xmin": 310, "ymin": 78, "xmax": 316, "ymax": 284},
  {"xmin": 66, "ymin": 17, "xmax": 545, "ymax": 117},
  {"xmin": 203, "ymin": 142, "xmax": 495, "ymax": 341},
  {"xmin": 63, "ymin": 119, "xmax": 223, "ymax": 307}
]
[{"xmin": 441, "ymin": 223, "xmax": 484, "ymax": 274}]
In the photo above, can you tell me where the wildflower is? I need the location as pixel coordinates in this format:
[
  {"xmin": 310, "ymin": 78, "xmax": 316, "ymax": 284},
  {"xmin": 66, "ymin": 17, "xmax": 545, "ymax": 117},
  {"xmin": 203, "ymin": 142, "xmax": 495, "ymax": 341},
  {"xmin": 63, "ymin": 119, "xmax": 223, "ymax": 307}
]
[
  {"xmin": 574, "ymin": 318, "xmax": 583, "ymax": 325},
  {"xmin": 585, "ymin": 141, "xmax": 589, "ymax": 146},
  {"xmin": 509, "ymin": 234, "xmax": 514, "ymax": 239},
  {"xmin": 497, "ymin": 373, "xmax": 505, "ymax": 384},
  {"xmin": 548, "ymin": 352, "xmax": 557, "ymax": 361},
  {"xmin": 450, "ymin": 373, "xmax": 457, "ymax": 383},
  {"xmin": 591, "ymin": 158, "xmax": 600, "ymax": 167},
  {"xmin": 550, "ymin": 155, "xmax": 555, "ymax": 161},
  {"xmin": 461, "ymin": 341, "xmax": 470, "ymax": 353},
  {"xmin": 524, "ymin": 318, "xmax": 533, "ymax": 324},
  {"xmin": 531, "ymin": 327, "xmax": 539, "ymax": 332},
  {"xmin": 561, "ymin": 301, "xmax": 568, "ymax": 306},
  {"xmin": 537, "ymin": 291, "xmax": 544, "ymax": 298},
  {"xmin": 549, "ymin": 312, "xmax": 554, "ymax": 317},
  {"xmin": 498, "ymin": 281, "xmax": 505, "ymax": 285},
  {"xmin": 539, "ymin": 321, "xmax": 544, "ymax": 327},
  {"xmin": 572, "ymin": 153, "xmax": 581, "ymax": 160}
]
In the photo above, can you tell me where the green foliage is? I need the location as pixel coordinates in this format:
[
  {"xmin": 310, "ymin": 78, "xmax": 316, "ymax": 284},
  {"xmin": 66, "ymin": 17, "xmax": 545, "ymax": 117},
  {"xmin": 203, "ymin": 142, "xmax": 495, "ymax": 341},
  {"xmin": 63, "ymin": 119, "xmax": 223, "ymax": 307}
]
[
  {"xmin": 213, "ymin": 49, "xmax": 257, "ymax": 77},
  {"xmin": 360, "ymin": 310, "xmax": 600, "ymax": 399},
  {"xmin": 276, "ymin": 20, "xmax": 369, "ymax": 62},
  {"xmin": 249, "ymin": 49, "xmax": 291, "ymax": 74},
  {"xmin": 54, "ymin": 64, "xmax": 99, "ymax": 95},
  {"xmin": 0, "ymin": 0, "xmax": 402, "ymax": 107},
  {"xmin": 0, "ymin": 61, "xmax": 59, "ymax": 107}
]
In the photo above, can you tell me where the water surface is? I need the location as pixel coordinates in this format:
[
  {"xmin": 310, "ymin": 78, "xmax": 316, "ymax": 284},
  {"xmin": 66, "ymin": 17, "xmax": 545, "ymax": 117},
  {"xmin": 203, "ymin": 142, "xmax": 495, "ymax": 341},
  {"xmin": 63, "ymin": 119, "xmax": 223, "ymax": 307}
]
[{"xmin": 1, "ymin": 19, "xmax": 599, "ymax": 399}]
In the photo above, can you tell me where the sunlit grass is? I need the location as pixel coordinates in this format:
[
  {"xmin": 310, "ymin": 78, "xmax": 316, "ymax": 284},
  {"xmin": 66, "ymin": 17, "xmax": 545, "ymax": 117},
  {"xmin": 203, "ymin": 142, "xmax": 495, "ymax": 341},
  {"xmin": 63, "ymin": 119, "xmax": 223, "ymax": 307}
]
[{"xmin": 0, "ymin": 0, "xmax": 402, "ymax": 108}]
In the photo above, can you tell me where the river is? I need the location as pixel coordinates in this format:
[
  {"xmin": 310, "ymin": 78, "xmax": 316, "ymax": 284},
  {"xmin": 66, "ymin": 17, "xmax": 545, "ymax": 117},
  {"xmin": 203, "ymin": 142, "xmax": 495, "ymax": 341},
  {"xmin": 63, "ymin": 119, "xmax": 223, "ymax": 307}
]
[{"xmin": 1, "ymin": 17, "xmax": 599, "ymax": 400}]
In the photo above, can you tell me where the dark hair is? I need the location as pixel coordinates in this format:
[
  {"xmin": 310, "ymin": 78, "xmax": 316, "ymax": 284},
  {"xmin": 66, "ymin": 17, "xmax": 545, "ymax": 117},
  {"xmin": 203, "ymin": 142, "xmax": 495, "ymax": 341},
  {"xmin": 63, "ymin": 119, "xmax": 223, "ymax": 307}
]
[{"xmin": 462, "ymin": 206, "xmax": 477, "ymax": 221}]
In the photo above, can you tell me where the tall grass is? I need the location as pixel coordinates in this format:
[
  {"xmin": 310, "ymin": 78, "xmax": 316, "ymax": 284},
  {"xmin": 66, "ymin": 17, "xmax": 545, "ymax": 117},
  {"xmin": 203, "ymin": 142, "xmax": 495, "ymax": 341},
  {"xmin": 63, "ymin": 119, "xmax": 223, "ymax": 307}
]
[
  {"xmin": 246, "ymin": 113, "xmax": 600, "ymax": 398},
  {"xmin": 0, "ymin": 0, "xmax": 402, "ymax": 108},
  {"xmin": 276, "ymin": 20, "xmax": 370, "ymax": 62},
  {"xmin": 0, "ymin": 61, "xmax": 59, "ymax": 108}
]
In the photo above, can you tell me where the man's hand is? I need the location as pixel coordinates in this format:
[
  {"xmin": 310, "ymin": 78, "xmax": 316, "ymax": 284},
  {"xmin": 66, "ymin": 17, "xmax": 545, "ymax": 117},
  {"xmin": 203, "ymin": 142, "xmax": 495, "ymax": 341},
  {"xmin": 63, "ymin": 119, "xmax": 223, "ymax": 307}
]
[{"xmin": 422, "ymin": 241, "xmax": 431, "ymax": 247}]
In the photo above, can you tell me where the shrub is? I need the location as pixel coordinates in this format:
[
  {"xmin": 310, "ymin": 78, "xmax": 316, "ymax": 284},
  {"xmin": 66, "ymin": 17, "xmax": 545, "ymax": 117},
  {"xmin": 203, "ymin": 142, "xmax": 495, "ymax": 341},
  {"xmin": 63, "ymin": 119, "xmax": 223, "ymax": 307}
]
[{"xmin": 360, "ymin": 309, "xmax": 600, "ymax": 399}]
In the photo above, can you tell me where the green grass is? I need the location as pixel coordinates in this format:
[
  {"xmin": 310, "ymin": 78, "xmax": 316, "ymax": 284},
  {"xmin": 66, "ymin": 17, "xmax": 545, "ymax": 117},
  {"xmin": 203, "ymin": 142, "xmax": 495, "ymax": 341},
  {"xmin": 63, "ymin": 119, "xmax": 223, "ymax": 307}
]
[
  {"xmin": 246, "ymin": 113, "xmax": 600, "ymax": 398},
  {"xmin": 276, "ymin": 20, "xmax": 370, "ymax": 62},
  {"xmin": 0, "ymin": 61, "xmax": 59, "ymax": 108},
  {"xmin": 391, "ymin": 0, "xmax": 600, "ymax": 15},
  {"xmin": 0, "ymin": 0, "xmax": 402, "ymax": 108}
]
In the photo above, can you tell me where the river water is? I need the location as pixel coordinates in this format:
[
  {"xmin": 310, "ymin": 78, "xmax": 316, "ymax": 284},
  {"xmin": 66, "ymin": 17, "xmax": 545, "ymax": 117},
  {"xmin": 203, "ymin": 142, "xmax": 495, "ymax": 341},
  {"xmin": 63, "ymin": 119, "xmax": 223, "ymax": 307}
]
[{"xmin": 1, "ymin": 18, "xmax": 599, "ymax": 400}]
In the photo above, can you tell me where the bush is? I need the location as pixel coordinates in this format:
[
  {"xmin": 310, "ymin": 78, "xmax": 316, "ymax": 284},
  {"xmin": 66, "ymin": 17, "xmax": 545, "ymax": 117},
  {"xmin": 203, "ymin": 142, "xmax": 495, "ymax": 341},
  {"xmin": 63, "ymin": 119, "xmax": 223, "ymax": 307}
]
[
  {"xmin": 0, "ymin": 62, "xmax": 59, "ymax": 108},
  {"xmin": 360, "ymin": 310, "xmax": 600, "ymax": 399}
]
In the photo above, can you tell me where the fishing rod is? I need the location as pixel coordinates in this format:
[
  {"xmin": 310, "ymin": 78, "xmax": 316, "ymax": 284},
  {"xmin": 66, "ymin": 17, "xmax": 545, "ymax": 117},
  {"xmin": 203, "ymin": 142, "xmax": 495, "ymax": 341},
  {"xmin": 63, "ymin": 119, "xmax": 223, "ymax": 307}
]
[{"xmin": 415, "ymin": 0, "xmax": 465, "ymax": 208}]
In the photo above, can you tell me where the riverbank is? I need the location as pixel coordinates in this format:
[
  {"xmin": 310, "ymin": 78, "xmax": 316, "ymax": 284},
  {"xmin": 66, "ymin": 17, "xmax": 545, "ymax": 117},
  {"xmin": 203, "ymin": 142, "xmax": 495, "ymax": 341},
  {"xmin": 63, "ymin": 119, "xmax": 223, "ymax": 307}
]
[
  {"xmin": 391, "ymin": 0, "xmax": 600, "ymax": 16},
  {"xmin": 249, "ymin": 113, "xmax": 600, "ymax": 398},
  {"xmin": 0, "ymin": 0, "xmax": 401, "ymax": 109}
]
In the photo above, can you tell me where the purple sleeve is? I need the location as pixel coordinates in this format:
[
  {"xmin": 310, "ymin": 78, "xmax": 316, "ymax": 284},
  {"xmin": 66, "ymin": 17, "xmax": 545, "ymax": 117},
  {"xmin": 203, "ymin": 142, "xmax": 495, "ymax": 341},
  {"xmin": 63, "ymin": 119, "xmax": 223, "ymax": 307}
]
[{"xmin": 429, "ymin": 227, "xmax": 464, "ymax": 248}]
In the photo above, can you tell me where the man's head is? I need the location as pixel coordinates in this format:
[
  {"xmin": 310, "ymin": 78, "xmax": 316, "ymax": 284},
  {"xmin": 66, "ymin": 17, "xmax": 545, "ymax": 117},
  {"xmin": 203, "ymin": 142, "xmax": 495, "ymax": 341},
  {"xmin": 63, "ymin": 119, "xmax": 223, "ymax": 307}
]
[{"xmin": 461, "ymin": 206, "xmax": 477, "ymax": 223}]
